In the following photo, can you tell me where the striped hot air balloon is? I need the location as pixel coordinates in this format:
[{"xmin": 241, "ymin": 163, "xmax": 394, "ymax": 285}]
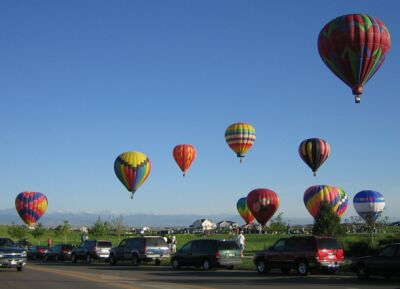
[
  {"xmin": 236, "ymin": 197, "xmax": 254, "ymax": 225},
  {"xmin": 299, "ymin": 138, "xmax": 330, "ymax": 176},
  {"xmin": 304, "ymin": 185, "xmax": 348, "ymax": 220},
  {"xmin": 318, "ymin": 14, "xmax": 391, "ymax": 103},
  {"xmin": 15, "ymin": 192, "xmax": 48, "ymax": 227},
  {"xmin": 225, "ymin": 122, "xmax": 256, "ymax": 163},
  {"xmin": 114, "ymin": 151, "xmax": 151, "ymax": 199},
  {"xmin": 353, "ymin": 190, "xmax": 385, "ymax": 224},
  {"xmin": 173, "ymin": 144, "xmax": 196, "ymax": 176}
]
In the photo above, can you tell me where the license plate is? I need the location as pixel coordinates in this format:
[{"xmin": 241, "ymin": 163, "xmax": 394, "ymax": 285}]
[
  {"xmin": 228, "ymin": 253, "xmax": 235, "ymax": 257},
  {"xmin": 11, "ymin": 260, "xmax": 17, "ymax": 265},
  {"xmin": 328, "ymin": 255, "xmax": 334, "ymax": 259}
]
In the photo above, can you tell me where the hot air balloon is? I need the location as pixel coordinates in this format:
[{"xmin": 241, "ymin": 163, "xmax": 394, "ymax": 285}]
[
  {"xmin": 318, "ymin": 14, "xmax": 391, "ymax": 103},
  {"xmin": 114, "ymin": 151, "xmax": 151, "ymax": 199},
  {"xmin": 353, "ymin": 190, "xmax": 385, "ymax": 224},
  {"xmin": 304, "ymin": 185, "xmax": 348, "ymax": 220},
  {"xmin": 299, "ymin": 138, "xmax": 330, "ymax": 176},
  {"xmin": 15, "ymin": 192, "xmax": 48, "ymax": 227},
  {"xmin": 173, "ymin": 144, "xmax": 196, "ymax": 176},
  {"xmin": 237, "ymin": 197, "xmax": 255, "ymax": 225},
  {"xmin": 225, "ymin": 122, "xmax": 256, "ymax": 162},
  {"xmin": 246, "ymin": 188, "xmax": 279, "ymax": 226}
]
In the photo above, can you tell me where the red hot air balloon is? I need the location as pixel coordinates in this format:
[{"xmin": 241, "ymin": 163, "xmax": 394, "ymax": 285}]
[
  {"xmin": 318, "ymin": 14, "xmax": 391, "ymax": 103},
  {"xmin": 173, "ymin": 144, "xmax": 197, "ymax": 176},
  {"xmin": 247, "ymin": 188, "xmax": 280, "ymax": 226},
  {"xmin": 15, "ymin": 192, "xmax": 48, "ymax": 227}
]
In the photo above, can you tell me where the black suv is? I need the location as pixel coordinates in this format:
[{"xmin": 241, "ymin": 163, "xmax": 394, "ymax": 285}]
[
  {"xmin": 171, "ymin": 239, "xmax": 242, "ymax": 270},
  {"xmin": 0, "ymin": 237, "xmax": 27, "ymax": 271},
  {"xmin": 109, "ymin": 236, "xmax": 169, "ymax": 266},
  {"xmin": 253, "ymin": 236, "xmax": 344, "ymax": 276},
  {"xmin": 72, "ymin": 240, "xmax": 112, "ymax": 263}
]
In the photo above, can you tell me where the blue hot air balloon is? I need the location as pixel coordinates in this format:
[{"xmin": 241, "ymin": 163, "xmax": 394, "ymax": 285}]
[{"xmin": 353, "ymin": 190, "xmax": 385, "ymax": 223}]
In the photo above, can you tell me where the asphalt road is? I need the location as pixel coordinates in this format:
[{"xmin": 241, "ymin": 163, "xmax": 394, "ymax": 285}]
[{"xmin": 0, "ymin": 262, "xmax": 399, "ymax": 289}]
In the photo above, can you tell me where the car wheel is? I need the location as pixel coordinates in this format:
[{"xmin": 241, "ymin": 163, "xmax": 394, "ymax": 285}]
[
  {"xmin": 171, "ymin": 258, "xmax": 180, "ymax": 269},
  {"xmin": 72, "ymin": 254, "xmax": 77, "ymax": 263},
  {"xmin": 202, "ymin": 259, "xmax": 212, "ymax": 270},
  {"xmin": 85, "ymin": 254, "xmax": 92, "ymax": 264},
  {"xmin": 109, "ymin": 254, "xmax": 117, "ymax": 265},
  {"xmin": 296, "ymin": 260, "xmax": 309, "ymax": 276},
  {"xmin": 155, "ymin": 259, "xmax": 161, "ymax": 266},
  {"xmin": 281, "ymin": 268, "xmax": 290, "ymax": 274},
  {"xmin": 132, "ymin": 254, "xmax": 140, "ymax": 266},
  {"xmin": 356, "ymin": 264, "xmax": 370, "ymax": 280},
  {"xmin": 256, "ymin": 258, "xmax": 269, "ymax": 274},
  {"xmin": 17, "ymin": 266, "xmax": 23, "ymax": 272}
]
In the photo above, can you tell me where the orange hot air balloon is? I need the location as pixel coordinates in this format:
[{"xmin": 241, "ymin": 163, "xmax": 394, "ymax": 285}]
[{"xmin": 173, "ymin": 144, "xmax": 196, "ymax": 176}]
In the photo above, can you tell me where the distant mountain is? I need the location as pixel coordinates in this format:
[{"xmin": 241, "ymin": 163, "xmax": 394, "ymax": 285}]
[{"xmin": 0, "ymin": 208, "xmax": 317, "ymax": 227}]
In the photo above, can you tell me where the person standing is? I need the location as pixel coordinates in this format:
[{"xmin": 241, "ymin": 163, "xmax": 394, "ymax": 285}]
[
  {"xmin": 236, "ymin": 232, "xmax": 245, "ymax": 254},
  {"xmin": 171, "ymin": 236, "xmax": 177, "ymax": 254},
  {"xmin": 47, "ymin": 238, "xmax": 52, "ymax": 247}
]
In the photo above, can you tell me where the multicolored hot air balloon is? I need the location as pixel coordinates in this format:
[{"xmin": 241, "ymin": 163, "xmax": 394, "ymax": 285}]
[
  {"xmin": 353, "ymin": 190, "xmax": 385, "ymax": 223},
  {"xmin": 225, "ymin": 123, "xmax": 255, "ymax": 163},
  {"xmin": 114, "ymin": 151, "xmax": 151, "ymax": 199},
  {"xmin": 299, "ymin": 138, "xmax": 330, "ymax": 176},
  {"xmin": 173, "ymin": 144, "xmax": 196, "ymax": 176},
  {"xmin": 318, "ymin": 14, "xmax": 391, "ymax": 103},
  {"xmin": 304, "ymin": 185, "xmax": 348, "ymax": 220},
  {"xmin": 236, "ymin": 197, "xmax": 255, "ymax": 225},
  {"xmin": 15, "ymin": 192, "xmax": 48, "ymax": 227},
  {"xmin": 246, "ymin": 188, "xmax": 279, "ymax": 226}
]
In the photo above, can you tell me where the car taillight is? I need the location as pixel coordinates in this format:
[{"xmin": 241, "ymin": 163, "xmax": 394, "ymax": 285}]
[
  {"xmin": 144, "ymin": 247, "xmax": 147, "ymax": 254},
  {"xmin": 240, "ymin": 252, "xmax": 243, "ymax": 258},
  {"xmin": 215, "ymin": 252, "xmax": 220, "ymax": 259}
]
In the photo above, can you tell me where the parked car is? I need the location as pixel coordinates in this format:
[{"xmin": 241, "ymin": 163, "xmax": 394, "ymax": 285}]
[
  {"xmin": 45, "ymin": 244, "xmax": 75, "ymax": 261},
  {"xmin": 109, "ymin": 236, "xmax": 169, "ymax": 266},
  {"xmin": 27, "ymin": 245, "xmax": 49, "ymax": 260},
  {"xmin": 171, "ymin": 239, "xmax": 242, "ymax": 270},
  {"xmin": 0, "ymin": 237, "xmax": 27, "ymax": 271},
  {"xmin": 253, "ymin": 236, "xmax": 344, "ymax": 276},
  {"xmin": 71, "ymin": 240, "xmax": 112, "ymax": 263},
  {"xmin": 350, "ymin": 243, "xmax": 400, "ymax": 279}
]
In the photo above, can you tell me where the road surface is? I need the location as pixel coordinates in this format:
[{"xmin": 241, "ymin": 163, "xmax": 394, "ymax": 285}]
[{"xmin": 0, "ymin": 262, "xmax": 399, "ymax": 289}]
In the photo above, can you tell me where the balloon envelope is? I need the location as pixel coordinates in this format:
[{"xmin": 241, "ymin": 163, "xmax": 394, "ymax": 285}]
[
  {"xmin": 318, "ymin": 14, "xmax": 391, "ymax": 103},
  {"xmin": 304, "ymin": 185, "xmax": 348, "ymax": 220},
  {"xmin": 225, "ymin": 123, "xmax": 255, "ymax": 161},
  {"xmin": 173, "ymin": 144, "xmax": 196, "ymax": 176},
  {"xmin": 353, "ymin": 190, "xmax": 385, "ymax": 223},
  {"xmin": 247, "ymin": 188, "xmax": 279, "ymax": 226},
  {"xmin": 114, "ymin": 151, "xmax": 151, "ymax": 198},
  {"xmin": 15, "ymin": 192, "xmax": 48, "ymax": 226},
  {"xmin": 236, "ymin": 197, "xmax": 255, "ymax": 225},
  {"xmin": 299, "ymin": 138, "xmax": 330, "ymax": 176}
]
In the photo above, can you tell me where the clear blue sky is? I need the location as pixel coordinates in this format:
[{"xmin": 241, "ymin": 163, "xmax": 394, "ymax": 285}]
[{"xmin": 0, "ymin": 0, "xmax": 399, "ymax": 223}]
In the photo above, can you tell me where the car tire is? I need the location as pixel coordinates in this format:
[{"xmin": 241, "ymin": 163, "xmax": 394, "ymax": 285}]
[
  {"xmin": 296, "ymin": 260, "xmax": 309, "ymax": 276},
  {"xmin": 17, "ymin": 266, "xmax": 23, "ymax": 272},
  {"xmin": 356, "ymin": 264, "xmax": 370, "ymax": 280},
  {"xmin": 202, "ymin": 259, "xmax": 212, "ymax": 270},
  {"xmin": 132, "ymin": 254, "xmax": 140, "ymax": 266},
  {"xmin": 109, "ymin": 254, "xmax": 117, "ymax": 265},
  {"xmin": 72, "ymin": 254, "xmax": 77, "ymax": 263},
  {"xmin": 155, "ymin": 259, "xmax": 161, "ymax": 266},
  {"xmin": 256, "ymin": 258, "xmax": 269, "ymax": 274},
  {"xmin": 86, "ymin": 254, "xmax": 92, "ymax": 264},
  {"xmin": 171, "ymin": 258, "xmax": 180, "ymax": 269}
]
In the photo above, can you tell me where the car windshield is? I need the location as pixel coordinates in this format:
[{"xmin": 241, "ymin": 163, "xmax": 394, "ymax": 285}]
[
  {"xmin": 218, "ymin": 241, "xmax": 239, "ymax": 250},
  {"xmin": 317, "ymin": 238, "xmax": 341, "ymax": 249},
  {"xmin": 146, "ymin": 238, "xmax": 167, "ymax": 247},
  {"xmin": 0, "ymin": 239, "xmax": 15, "ymax": 247},
  {"xmin": 97, "ymin": 241, "xmax": 112, "ymax": 248}
]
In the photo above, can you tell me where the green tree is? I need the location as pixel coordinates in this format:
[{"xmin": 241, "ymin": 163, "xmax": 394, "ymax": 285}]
[
  {"xmin": 89, "ymin": 217, "xmax": 112, "ymax": 238},
  {"xmin": 7, "ymin": 224, "xmax": 28, "ymax": 240},
  {"xmin": 30, "ymin": 223, "xmax": 47, "ymax": 244},
  {"xmin": 267, "ymin": 212, "xmax": 287, "ymax": 235},
  {"xmin": 110, "ymin": 216, "xmax": 126, "ymax": 243},
  {"xmin": 312, "ymin": 201, "xmax": 345, "ymax": 237},
  {"xmin": 55, "ymin": 220, "xmax": 71, "ymax": 243}
]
